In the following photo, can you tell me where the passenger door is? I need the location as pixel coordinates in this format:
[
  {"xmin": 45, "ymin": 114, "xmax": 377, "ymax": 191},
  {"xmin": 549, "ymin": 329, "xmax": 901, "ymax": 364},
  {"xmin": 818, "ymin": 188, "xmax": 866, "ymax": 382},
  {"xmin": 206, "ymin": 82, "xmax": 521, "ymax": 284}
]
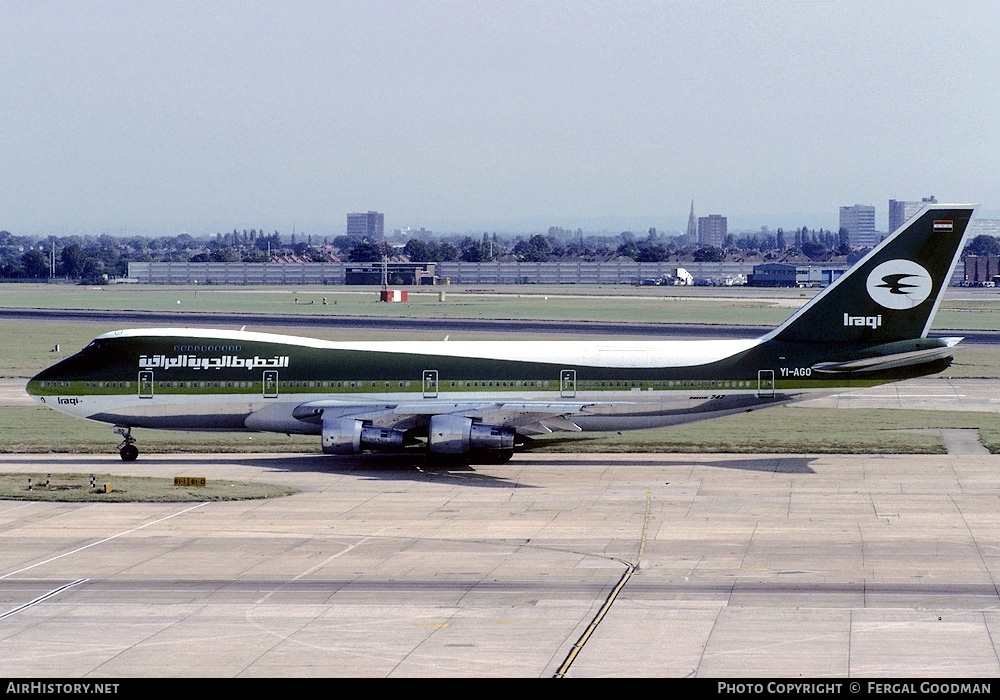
[
  {"xmin": 560, "ymin": 369, "xmax": 577, "ymax": 398},
  {"xmin": 757, "ymin": 369, "xmax": 775, "ymax": 398},
  {"xmin": 138, "ymin": 371, "xmax": 154, "ymax": 399},
  {"xmin": 422, "ymin": 369, "xmax": 439, "ymax": 398},
  {"xmin": 263, "ymin": 370, "xmax": 279, "ymax": 399}
]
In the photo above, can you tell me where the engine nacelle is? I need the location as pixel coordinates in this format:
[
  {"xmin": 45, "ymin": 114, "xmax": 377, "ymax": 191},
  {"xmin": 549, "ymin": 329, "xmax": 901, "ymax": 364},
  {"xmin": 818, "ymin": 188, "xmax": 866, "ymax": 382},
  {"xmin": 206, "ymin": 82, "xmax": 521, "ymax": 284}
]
[
  {"xmin": 428, "ymin": 414, "xmax": 516, "ymax": 454},
  {"xmin": 322, "ymin": 416, "xmax": 405, "ymax": 454}
]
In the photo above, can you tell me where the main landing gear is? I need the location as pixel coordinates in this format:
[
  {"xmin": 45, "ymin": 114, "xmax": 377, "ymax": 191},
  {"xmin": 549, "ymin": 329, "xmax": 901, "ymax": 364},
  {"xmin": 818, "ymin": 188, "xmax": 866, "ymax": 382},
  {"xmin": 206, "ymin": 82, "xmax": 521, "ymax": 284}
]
[{"xmin": 115, "ymin": 426, "xmax": 138, "ymax": 462}]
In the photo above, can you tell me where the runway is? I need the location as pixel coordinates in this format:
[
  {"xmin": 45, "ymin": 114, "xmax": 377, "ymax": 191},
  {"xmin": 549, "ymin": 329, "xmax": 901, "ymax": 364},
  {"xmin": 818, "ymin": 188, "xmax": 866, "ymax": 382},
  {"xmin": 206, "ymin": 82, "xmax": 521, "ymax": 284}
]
[{"xmin": 2, "ymin": 417, "xmax": 1000, "ymax": 677}]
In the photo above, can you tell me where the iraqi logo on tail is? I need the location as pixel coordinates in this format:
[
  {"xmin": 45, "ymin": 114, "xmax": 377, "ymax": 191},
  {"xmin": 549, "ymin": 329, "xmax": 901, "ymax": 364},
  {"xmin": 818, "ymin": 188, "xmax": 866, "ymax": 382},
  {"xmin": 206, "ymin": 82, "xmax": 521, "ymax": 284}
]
[{"xmin": 865, "ymin": 260, "xmax": 933, "ymax": 310}]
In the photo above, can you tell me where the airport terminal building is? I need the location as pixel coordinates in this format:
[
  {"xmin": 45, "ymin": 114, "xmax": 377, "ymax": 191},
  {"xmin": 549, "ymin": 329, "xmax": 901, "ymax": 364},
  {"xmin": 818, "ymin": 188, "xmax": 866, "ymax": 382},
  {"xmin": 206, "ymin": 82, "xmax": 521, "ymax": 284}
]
[
  {"xmin": 126, "ymin": 259, "xmax": 966, "ymax": 287},
  {"xmin": 747, "ymin": 263, "xmax": 847, "ymax": 287},
  {"xmin": 127, "ymin": 260, "xmax": 759, "ymax": 286}
]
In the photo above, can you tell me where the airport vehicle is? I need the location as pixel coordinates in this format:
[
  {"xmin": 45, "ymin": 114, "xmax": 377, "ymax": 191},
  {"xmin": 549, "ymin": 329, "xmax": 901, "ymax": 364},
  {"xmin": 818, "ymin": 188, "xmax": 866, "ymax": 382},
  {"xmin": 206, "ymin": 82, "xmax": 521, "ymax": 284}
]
[{"xmin": 27, "ymin": 205, "xmax": 975, "ymax": 462}]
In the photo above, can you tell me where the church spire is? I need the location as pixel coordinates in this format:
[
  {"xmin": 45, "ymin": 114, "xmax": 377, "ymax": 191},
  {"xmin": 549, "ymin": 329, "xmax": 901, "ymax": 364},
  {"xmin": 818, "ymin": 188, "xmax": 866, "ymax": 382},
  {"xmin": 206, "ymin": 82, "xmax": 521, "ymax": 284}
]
[{"xmin": 686, "ymin": 199, "xmax": 697, "ymax": 239}]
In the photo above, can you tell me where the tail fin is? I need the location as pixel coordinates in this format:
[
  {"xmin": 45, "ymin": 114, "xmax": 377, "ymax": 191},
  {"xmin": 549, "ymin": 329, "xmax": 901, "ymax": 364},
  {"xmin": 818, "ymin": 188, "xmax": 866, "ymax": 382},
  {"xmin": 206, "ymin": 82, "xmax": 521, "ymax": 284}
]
[{"xmin": 764, "ymin": 204, "xmax": 976, "ymax": 344}]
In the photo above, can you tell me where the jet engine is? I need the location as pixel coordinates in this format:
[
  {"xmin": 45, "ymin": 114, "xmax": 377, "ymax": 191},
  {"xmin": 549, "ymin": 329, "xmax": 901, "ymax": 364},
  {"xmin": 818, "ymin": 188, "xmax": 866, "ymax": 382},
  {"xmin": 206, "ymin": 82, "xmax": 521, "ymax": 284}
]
[
  {"xmin": 322, "ymin": 416, "xmax": 405, "ymax": 455},
  {"xmin": 428, "ymin": 414, "xmax": 516, "ymax": 454}
]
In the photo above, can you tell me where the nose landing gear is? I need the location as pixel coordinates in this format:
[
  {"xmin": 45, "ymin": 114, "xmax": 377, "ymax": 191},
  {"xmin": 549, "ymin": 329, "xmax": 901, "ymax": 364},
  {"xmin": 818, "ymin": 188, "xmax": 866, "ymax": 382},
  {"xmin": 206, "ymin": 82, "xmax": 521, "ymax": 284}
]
[{"xmin": 115, "ymin": 426, "xmax": 138, "ymax": 461}]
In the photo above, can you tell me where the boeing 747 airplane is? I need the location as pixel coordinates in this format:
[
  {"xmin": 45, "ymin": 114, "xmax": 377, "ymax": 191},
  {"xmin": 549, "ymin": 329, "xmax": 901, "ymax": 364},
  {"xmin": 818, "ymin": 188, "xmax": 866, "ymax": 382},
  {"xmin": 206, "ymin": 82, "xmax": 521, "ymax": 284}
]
[{"xmin": 27, "ymin": 204, "xmax": 975, "ymax": 462}]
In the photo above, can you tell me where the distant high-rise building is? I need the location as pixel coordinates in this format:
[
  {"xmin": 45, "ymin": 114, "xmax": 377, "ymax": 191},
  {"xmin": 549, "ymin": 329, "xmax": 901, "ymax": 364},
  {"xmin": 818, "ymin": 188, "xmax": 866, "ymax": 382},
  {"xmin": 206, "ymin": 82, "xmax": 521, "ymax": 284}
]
[
  {"xmin": 839, "ymin": 204, "xmax": 877, "ymax": 248},
  {"xmin": 347, "ymin": 211, "xmax": 385, "ymax": 240},
  {"xmin": 697, "ymin": 214, "xmax": 727, "ymax": 247},
  {"xmin": 889, "ymin": 196, "xmax": 937, "ymax": 233}
]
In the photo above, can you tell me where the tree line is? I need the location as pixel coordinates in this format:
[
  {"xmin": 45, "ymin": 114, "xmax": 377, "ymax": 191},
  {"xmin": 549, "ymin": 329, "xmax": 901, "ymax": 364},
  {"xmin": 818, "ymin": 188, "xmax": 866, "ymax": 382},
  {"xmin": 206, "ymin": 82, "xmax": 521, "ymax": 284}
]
[{"xmin": 5, "ymin": 225, "xmax": 989, "ymax": 282}]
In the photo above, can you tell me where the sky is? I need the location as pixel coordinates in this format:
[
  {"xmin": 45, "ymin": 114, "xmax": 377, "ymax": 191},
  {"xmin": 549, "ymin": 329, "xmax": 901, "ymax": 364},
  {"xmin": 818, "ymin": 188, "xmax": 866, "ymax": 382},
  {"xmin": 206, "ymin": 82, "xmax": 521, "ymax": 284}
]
[{"xmin": 2, "ymin": 0, "xmax": 999, "ymax": 238}]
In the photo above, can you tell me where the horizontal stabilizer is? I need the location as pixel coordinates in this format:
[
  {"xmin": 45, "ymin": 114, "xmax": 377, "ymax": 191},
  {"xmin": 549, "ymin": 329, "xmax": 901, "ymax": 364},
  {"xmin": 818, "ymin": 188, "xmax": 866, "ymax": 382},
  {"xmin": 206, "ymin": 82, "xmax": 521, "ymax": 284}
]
[{"xmin": 811, "ymin": 342, "xmax": 959, "ymax": 374}]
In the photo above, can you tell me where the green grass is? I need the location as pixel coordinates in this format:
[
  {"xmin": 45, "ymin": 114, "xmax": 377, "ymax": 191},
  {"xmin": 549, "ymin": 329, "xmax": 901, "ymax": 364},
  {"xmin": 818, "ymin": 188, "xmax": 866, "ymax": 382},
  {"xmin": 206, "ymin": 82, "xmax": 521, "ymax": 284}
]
[
  {"xmin": 0, "ymin": 472, "xmax": 296, "ymax": 502},
  {"xmin": 5, "ymin": 404, "xmax": 1000, "ymax": 456},
  {"xmin": 530, "ymin": 406, "xmax": 1000, "ymax": 454},
  {"xmin": 4, "ymin": 282, "xmax": 1000, "ymax": 330},
  {"xmin": 0, "ymin": 283, "xmax": 805, "ymax": 325},
  {"xmin": 0, "ymin": 405, "xmax": 316, "ymax": 454},
  {"xmin": 940, "ymin": 344, "xmax": 1000, "ymax": 378}
]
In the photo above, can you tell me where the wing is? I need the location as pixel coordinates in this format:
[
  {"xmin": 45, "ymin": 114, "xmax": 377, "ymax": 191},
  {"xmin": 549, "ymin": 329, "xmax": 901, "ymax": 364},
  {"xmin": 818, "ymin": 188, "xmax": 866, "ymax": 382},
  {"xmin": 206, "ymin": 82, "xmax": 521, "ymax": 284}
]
[{"xmin": 291, "ymin": 399, "xmax": 633, "ymax": 435}]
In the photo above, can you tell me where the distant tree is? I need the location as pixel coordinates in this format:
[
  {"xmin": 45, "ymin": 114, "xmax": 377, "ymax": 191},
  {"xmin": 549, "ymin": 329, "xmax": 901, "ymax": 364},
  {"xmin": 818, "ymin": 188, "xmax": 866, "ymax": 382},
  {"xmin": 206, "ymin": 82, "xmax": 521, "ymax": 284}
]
[
  {"xmin": 513, "ymin": 234, "xmax": 552, "ymax": 262},
  {"xmin": 838, "ymin": 227, "xmax": 850, "ymax": 249},
  {"xmin": 436, "ymin": 242, "xmax": 460, "ymax": 262},
  {"xmin": 964, "ymin": 234, "xmax": 1000, "ymax": 257},
  {"xmin": 801, "ymin": 241, "xmax": 828, "ymax": 260},
  {"xmin": 692, "ymin": 246, "xmax": 725, "ymax": 263},
  {"xmin": 331, "ymin": 235, "xmax": 357, "ymax": 251},
  {"xmin": 59, "ymin": 243, "xmax": 87, "ymax": 278},
  {"xmin": 292, "ymin": 241, "xmax": 315, "ymax": 258},
  {"xmin": 242, "ymin": 250, "xmax": 271, "ymax": 263},
  {"xmin": 635, "ymin": 243, "xmax": 668, "ymax": 262},
  {"xmin": 80, "ymin": 257, "xmax": 109, "ymax": 283},
  {"xmin": 409, "ymin": 240, "xmax": 461, "ymax": 262},
  {"xmin": 21, "ymin": 249, "xmax": 49, "ymax": 278},
  {"xmin": 459, "ymin": 236, "xmax": 492, "ymax": 262},
  {"xmin": 348, "ymin": 241, "xmax": 384, "ymax": 262},
  {"xmin": 0, "ymin": 257, "xmax": 24, "ymax": 278},
  {"xmin": 211, "ymin": 247, "xmax": 241, "ymax": 262},
  {"xmin": 615, "ymin": 240, "xmax": 639, "ymax": 260},
  {"xmin": 403, "ymin": 239, "xmax": 436, "ymax": 261},
  {"xmin": 253, "ymin": 232, "xmax": 281, "ymax": 254}
]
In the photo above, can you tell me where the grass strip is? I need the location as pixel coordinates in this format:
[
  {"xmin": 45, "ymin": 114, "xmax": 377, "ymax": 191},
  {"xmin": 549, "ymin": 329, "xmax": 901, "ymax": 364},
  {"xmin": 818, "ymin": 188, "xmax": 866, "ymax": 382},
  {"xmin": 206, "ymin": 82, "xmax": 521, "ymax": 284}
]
[
  {"xmin": 0, "ymin": 472, "xmax": 296, "ymax": 502},
  {"xmin": 5, "ymin": 405, "xmax": 1000, "ymax": 456}
]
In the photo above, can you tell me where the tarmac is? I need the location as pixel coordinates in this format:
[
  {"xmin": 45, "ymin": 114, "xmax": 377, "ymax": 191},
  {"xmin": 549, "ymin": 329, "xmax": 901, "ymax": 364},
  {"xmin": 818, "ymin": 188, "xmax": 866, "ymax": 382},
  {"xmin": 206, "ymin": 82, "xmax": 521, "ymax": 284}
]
[{"xmin": 1, "ymin": 378, "xmax": 999, "ymax": 678}]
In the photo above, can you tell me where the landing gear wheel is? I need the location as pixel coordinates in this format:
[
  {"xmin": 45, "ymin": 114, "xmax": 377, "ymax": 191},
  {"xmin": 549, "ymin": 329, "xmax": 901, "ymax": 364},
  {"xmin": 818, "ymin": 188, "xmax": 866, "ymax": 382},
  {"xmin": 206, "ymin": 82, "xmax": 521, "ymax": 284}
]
[{"xmin": 115, "ymin": 426, "xmax": 138, "ymax": 461}]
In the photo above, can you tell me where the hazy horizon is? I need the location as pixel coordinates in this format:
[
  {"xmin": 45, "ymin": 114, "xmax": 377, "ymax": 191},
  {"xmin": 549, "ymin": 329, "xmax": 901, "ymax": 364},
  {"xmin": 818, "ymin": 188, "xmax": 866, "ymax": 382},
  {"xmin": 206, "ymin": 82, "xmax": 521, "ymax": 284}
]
[
  {"xmin": 4, "ymin": 2, "xmax": 999, "ymax": 239},
  {"xmin": 10, "ymin": 206, "xmax": 1000, "ymax": 242}
]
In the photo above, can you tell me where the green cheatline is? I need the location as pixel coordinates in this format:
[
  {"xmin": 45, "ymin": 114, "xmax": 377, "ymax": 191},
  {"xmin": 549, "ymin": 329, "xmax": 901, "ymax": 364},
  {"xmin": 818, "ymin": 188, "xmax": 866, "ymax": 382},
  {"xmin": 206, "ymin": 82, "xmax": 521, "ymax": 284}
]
[{"xmin": 6, "ymin": 319, "xmax": 1000, "ymax": 380}]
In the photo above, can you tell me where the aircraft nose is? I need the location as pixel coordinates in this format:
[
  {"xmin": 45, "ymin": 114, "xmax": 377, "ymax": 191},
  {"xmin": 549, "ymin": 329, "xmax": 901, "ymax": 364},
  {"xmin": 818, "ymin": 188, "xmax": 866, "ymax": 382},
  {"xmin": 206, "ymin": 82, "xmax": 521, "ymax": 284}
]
[
  {"xmin": 25, "ymin": 370, "xmax": 47, "ymax": 397},
  {"xmin": 25, "ymin": 363, "xmax": 60, "ymax": 398}
]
